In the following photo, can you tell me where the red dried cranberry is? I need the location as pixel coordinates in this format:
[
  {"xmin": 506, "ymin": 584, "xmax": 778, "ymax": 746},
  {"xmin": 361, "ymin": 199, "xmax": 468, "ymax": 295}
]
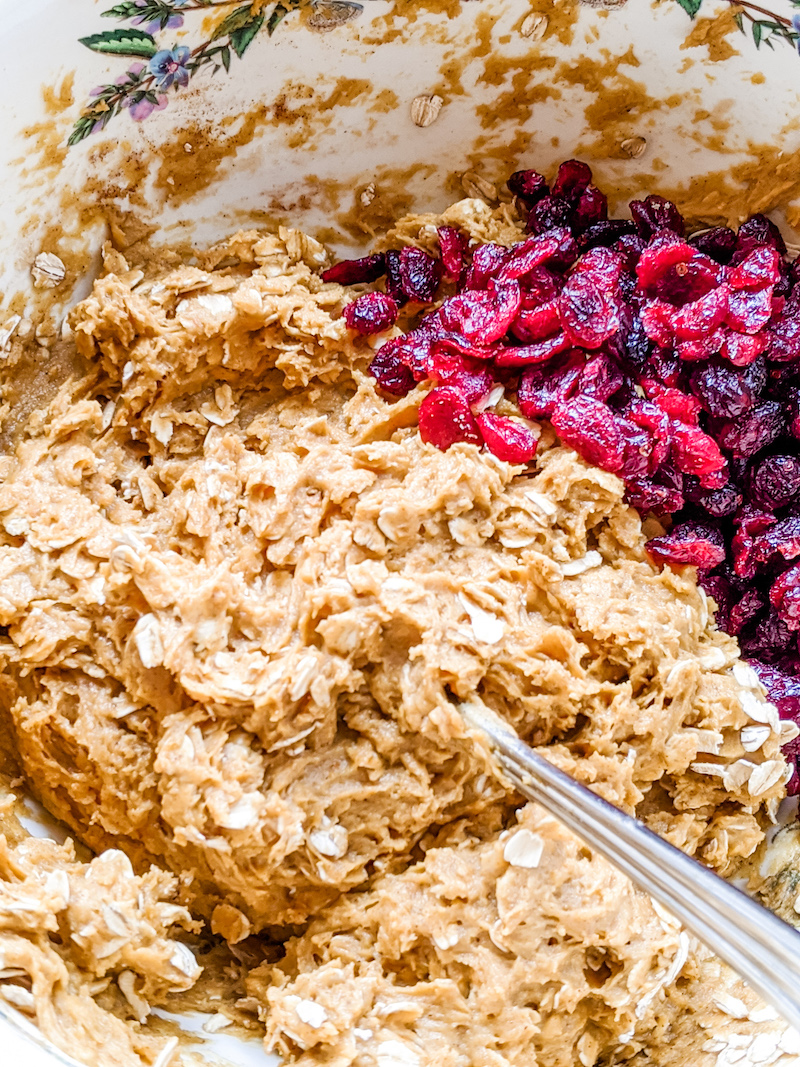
[
  {"xmin": 740, "ymin": 609, "xmax": 793, "ymax": 661},
  {"xmin": 578, "ymin": 354, "xmax": 625, "ymax": 402},
  {"xmin": 735, "ymin": 213, "xmax": 786, "ymax": 257},
  {"xmin": 418, "ymin": 386, "xmax": 483, "ymax": 450},
  {"xmin": 732, "ymin": 506, "xmax": 777, "ymax": 579},
  {"xmin": 552, "ymin": 159, "xmax": 593, "ymax": 200},
  {"xmin": 767, "ymin": 297, "xmax": 800, "ymax": 363},
  {"xmin": 511, "ymin": 299, "xmax": 561, "ymax": 343},
  {"xmin": 517, "ymin": 351, "xmax": 584, "ymax": 418},
  {"xmin": 729, "ymin": 587, "xmax": 768, "ymax": 635},
  {"xmin": 438, "ymin": 226, "xmax": 469, "ymax": 280},
  {"xmin": 688, "ymin": 226, "xmax": 737, "ymax": 264},
  {"xmin": 429, "ymin": 352, "xmax": 494, "ymax": 405},
  {"xmin": 689, "ymin": 356, "xmax": 765, "ymax": 419},
  {"xmin": 716, "ymin": 400, "xmax": 785, "ymax": 459},
  {"xmin": 617, "ymin": 416, "xmax": 655, "ymax": 479},
  {"xmin": 399, "ymin": 246, "xmax": 442, "ymax": 303},
  {"xmin": 728, "ymin": 246, "xmax": 782, "ymax": 291},
  {"xmin": 497, "ymin": 229, "xmax": 572, "ymax": 282},
  {"xmin": 507, "ymin": 169, "xmax": 549, "ymax": 205},
  {"xmin": 322, "ymin": 253, "xmax": 386, "ymax": 286},
  {"xmin": 529, "ymin": 195, "xmax": 574, "ymax": 234},
  {"xmin": 477, "ymin": 412, "xmax": 538, "ymax": 463},
  {"xmin": 368, "ymin": 344, "xmax": 415, "ymax": 396},
  {"xmin": 627, "ymin": 399, "xmax": 672, "ymax": 472},
  {"xmin": 720, "ymin": 330, "xmax": 769, "ymax": 367},
  {"xmin": 672, "ymin": 285, "xmax": 729, "ymax": 340},
  {"xmin": 751, "ymin": 517, "xmax": 800, "ymax": 568},
  {"xmin": 647, "ymin": 520, "xmax": 727, "ymax": 568},
  {"xmin": 572, "ymin": 185, "xmax": 608, "ymax": 232},
  {"xmin": 343, "ymin": 291, "xmax": 399, "ymax": 335},
  {"xmin": 726, "ymin": 288, "xmax": 773, "ymax": 334},
  {"xmin": 637, "ymin": 241, "xmax": 721, "ymax": 306},
  {"xmin": 559, "ymin": 248, "xmax": 623, "ymax": 349},
  {"xmin": 684, "ymin": 479, "xmax": 743, "ymax": 517},
  {"xmin": 771, "ymin": 565, "xmax": 800, "ymax": 630},
  {"xmin": 750, "ymin": 455, "xmax": 800, "ymax": 510},
  {"xmin": 644, "ymin": 383, "xmax": 702, "ymax": 426},
  {"xmin": 495, "ymin": 331, "xmax": 573, "ymax": 367},
  {"xmin": 625, "ymin": 478, "xmax": 684, "ymax": 516},
  {"xmin": 440, "ymin": 279, "xmax": 522, "ymax": 345},
  {"xmin": 640, "ymin": 301, "xmax": 676, "ymax": 347},
  {"xmin": 670, "ymin": 422, "xmax": 726, "ymax": 478},
  {"xmin": 384, "ymin": 250, "xmax": 406, "ymax": 304},
  {"xmin": 630, "ymin": 195, "xmax": 686, "ymax": 239},
  {"xmin": 577, "ymin": 219, "xmax": 637, "ymax": 252},
  {"xmin": 464, "ymin": 243, "xmax": 510, "ymax": 290},
  {"xmin": 551, "ymin": 397, "xmax": 625, "ymax": 472}
]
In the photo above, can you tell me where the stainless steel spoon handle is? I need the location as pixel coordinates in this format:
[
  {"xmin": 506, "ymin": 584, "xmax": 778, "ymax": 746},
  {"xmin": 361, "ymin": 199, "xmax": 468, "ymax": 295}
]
[{"xmin": 466, "ymin": 705, "xmax": 800, "ymax": 1033}]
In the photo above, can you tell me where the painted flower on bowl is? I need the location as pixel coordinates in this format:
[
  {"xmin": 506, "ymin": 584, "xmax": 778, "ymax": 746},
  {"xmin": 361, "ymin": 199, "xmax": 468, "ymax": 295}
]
[{"xmin": 149, "ymin": 45, "xmax": 190, "ymax": 89}]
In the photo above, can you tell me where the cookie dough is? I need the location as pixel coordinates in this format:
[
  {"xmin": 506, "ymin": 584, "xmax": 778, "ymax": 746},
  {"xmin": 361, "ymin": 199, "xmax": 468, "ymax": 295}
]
[{"xmin": 0, "ymin": 200, "xmax": 792, "ymax": 1066}]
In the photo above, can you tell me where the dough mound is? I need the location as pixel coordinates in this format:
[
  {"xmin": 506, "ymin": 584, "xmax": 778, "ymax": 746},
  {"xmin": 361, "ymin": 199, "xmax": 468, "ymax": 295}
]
[{"xmin": 0, "ymin": 202, "xmax": 789, "ymax": 1066}]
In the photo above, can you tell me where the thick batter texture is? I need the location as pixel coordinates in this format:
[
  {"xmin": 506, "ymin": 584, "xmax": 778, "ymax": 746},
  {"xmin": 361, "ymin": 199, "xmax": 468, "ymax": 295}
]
[{"xmin": 0, "ymin": 200, "xmax": 796, "ymax": 1067}]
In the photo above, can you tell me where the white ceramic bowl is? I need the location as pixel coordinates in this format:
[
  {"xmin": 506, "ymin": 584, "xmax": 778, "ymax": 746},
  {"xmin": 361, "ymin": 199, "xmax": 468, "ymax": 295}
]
[{"xmin": 5, "ymin": 0, "xmax": 800, "ymax": 1063}]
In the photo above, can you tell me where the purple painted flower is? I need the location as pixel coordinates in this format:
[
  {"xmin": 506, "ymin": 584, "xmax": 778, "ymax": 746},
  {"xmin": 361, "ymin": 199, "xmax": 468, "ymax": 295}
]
[
  {"xmin": 132, "ymin": 0, "xmax": 187, "ymax": 33},
  {"xmin": 127, "ymin": 94, "xmax": 169, "ymax": 122},
  {"xmin": 148, "ymin": 45, "xmax": 191, "ymax": 89}
]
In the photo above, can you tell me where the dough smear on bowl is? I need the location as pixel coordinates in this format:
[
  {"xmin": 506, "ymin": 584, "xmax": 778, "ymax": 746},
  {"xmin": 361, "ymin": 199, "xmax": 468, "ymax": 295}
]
[{"xmin": 0, "ymin": 202, "xmax": 794, "ymax": 1066}]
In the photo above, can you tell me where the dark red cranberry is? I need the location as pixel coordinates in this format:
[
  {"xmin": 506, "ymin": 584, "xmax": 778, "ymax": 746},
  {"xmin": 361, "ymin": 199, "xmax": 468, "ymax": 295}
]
[
  {"xmin": 716, "ymin": 400, "xmax": 785, "ymax": 459},
  {"xmin": 684, "ymin": 478, "xmax": 743, "ymax": 518},
  {"xmin": 507, "ymin": 169, "xmax": 549, "ymax": 206},
  {"xmin": 646, "ymin": 520, "xmax": 727, "ymax": 568},
  {"xmin": 577, "ymin": 219, "xmax": 637, "ymax": 251},
  {"xmin": 771, "ymin": 565, "xmax": 800, "ymax": 630},
  {"xmin": 368, "ymin": 344, "xmax": 415, "ymax": 396},
  {"xmin": 343, "ymin": 291, "xmax": 399, "ymax": 335},
  {"xmin": 629, "ymin": 195, "xmax": 686, "ymax": 239},
  {"xmin": 729, "ymin": 587, "xmax": 768, "ymax": 635},
  {"xmin": 529, "ymin": 195, "xmax": 573, "ymax": 234},
  {"xmin": 750, "ymin": 455, "xmax": 800, "ymax": 510},
  {"xmin": 398, "ymin": 246, "xmax": 442, "ymax": 303},
  {"xmin": 572, "ymin": 185, "xmax": 608, "ymax": 232},
  {"xmin": 625, "ymin": 478, "xmax": 684, "ymax": 516},
  {"xmin": 740, "ymin": 609, "xmax": 793, "ymax": 660},
  {"xmin": 322, "ymin": 253, "xmax": 386, "ymax": 285},
  {"xmin": 437, "ymin": 226, "xmax": 469, "ymax": 280},
  {"xmin": 735, "ymin": 213, "xmax": 786, "ymax": 257},
  {"xmin": 517, "ymin": 351, "xmax": 584, "ymax": 418},
  {"xmin": 688, "ymin": 226, "xmax": 737, "ymax": 264},
  {"xmin": 689, "ymin": 356, "xmax": 765, "ymax": 419}
]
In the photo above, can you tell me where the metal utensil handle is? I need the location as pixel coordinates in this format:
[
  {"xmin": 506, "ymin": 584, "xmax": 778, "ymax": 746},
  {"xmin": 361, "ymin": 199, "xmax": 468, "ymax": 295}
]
[{"xmin": 483, "ymin": 719, "xmax": 800, "ymax": 1034}]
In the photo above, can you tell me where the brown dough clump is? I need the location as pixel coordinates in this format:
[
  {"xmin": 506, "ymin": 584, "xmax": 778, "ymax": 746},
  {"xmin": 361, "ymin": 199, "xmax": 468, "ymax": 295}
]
[{"xmin": 0, "ymin": 201, "xmax": 792, "ymax": 1066}]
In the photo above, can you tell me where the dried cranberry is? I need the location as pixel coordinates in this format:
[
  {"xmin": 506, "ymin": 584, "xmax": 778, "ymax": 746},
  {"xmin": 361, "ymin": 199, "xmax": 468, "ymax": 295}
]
[
  {"xmin": 578, "ymin": 354, "xmax": 625, "ymax": 402},
  {"xmin": 716, "ymin": 400, "xmax": 785, "ymax": 459},
  {"xmin": 384, "ymin": 250, "xmax": 406, "ymax": 304},
  {"xmin": 440, "ymin": 279, "xmax": 522, "ymax": 345},
  {"xmin": 627, "ymin": 399, "xmax": 672, "ymax": 472},
  {"xmin": 670, "ymin": 422, "xmax": 726, "ymax": 478},
  {"xmin": 617, "ymin": 416, "xmax": 655, "ymax": 479},
  {"xmin": 726, "ymin": 288, "xmax": 773, "ymax": 334},
  {"xmin": 511, "ymin": 298, "xmax": 562, "ymax": 343},
  {"xmin": 630, "ymin": 195, "xmax": 686, "ymax": 239},
  {"xmin": 572, "ymin": 185, "xmax": 608, "ymax": 232},
  {"xmin": 577, "ymin": 219, "xmax": 637, "ymax": 251},
  {"xmin": 464, "ymin": 243, "xmax": 510, "ymax": 289},
  {"xmin": 741, "ymin": 609, "xmax": 793, "ymax": 660},
  {"xmin": 750, "ymin": 455, "xmax": 800, "ymax": 510},
  {"xmin": 788, "ymin": 387, "xmax": 800, "ymax": 439},
  {"xmin": 497, "ymin": 230, "xmax": 572, "ymax": 282},
  {"xmin": 700, "ymin": 572, "xmax": 734, "ymax": 629},
  {"xmin": 495, "ymin": 331, "xmax": 572, "ymax": 367},
  {"xmin": 477, "ymin": 412, "xmax": 538, "ymax": 463},
  {"xmin": 689, "ymin": 356, "xmax": 765, "ymax": 419},
  {"xmin": 672, "ymin": 285, "xmax": 729, "ymax": 340},
  {"xmin": 529, "ymin": 195, "xmax": 573, "ymax": 234},
  {"xmin": 728, "ymin": 246, "xmax": 782, "ymax": 291},
  {"xmin": 343, "ymin": 291, "xmax": 399, "ymax": 335},
  {"xmin": 767, "ymin": 299, "xmax": 800, "ymax": 363},
  {"xmin": 418, "ymin": 386, "xmax": 483, "ymax": 450},
  {"xmin": 368, "ymin": 344, "xmax": 415, "ymax": 396},
  {"xmin": 507, "ymin": 168, "xmax": 549, "ymax": 206},
  {"xmin": 751, "ymin": 517, "xmax": 800, "ymax": 569},
  {"xmin": 429, "ymin": 352, "xmax": 494, "ymax": 405},
  {"xmin": 771, "ymin": 565, "xmax": 800, "ymax": 630},
  {"xmin": 646, "ymin": 520, "xmax": 727, "ymax": 568},
  {"xmin": 729, "ymin": 587, "xmax": 767, "ymax": 635},
  {"xmin": 559, "ymin": 248, "xmax": 623, "ymax": 349},
  {"xmin": 645, "ymin": 384, "xmax": 702, "ymax": 426},
  {"xmin": 637, "ymin": 241, "xmax": 721, "ymax": 306},
  {"xmin": 688, "ymin": 226, "xmax": 737, "ymax": 264},
  {"xmin": 625, "ymin": 478, "xmax": 684, "ymax": 516},
  {"xmin": 438, "ymin": 226, "xmax": 469, "ymax": 280},
  {"xmin": 735, "ymin": 213, "xmax": 786, "ymax": 257},
  {"xmin": 552, "ymin": 159, "xmax": 593, "ymax": 200},
  {"xmin": 751, "ymin": 660, "xmax": 800, "ymax": 717},
  {"xmin": 551, "ymin": 397, "xmax": 625, "ymax": 472},
  {"xmin": 684, "ymin": 479, "xmax": 742, "ymax": 518},
  {"xmin": 732, "ymin": 507, "xmax": 777, "ymax": 578},
  {"xmin": 517, "ymin": 351, "xmax": 584, "ymax": 418},
  {"xmin": 720, "ymin": 330, "xmax": 768, "ymax": 367},
  {"xmin": 398, "ymin": 246, "xmax": 442, "ymax": 303},
  {"xmin": 322, "ymin": 253, "xmax": 387, "ymax": 286}
]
